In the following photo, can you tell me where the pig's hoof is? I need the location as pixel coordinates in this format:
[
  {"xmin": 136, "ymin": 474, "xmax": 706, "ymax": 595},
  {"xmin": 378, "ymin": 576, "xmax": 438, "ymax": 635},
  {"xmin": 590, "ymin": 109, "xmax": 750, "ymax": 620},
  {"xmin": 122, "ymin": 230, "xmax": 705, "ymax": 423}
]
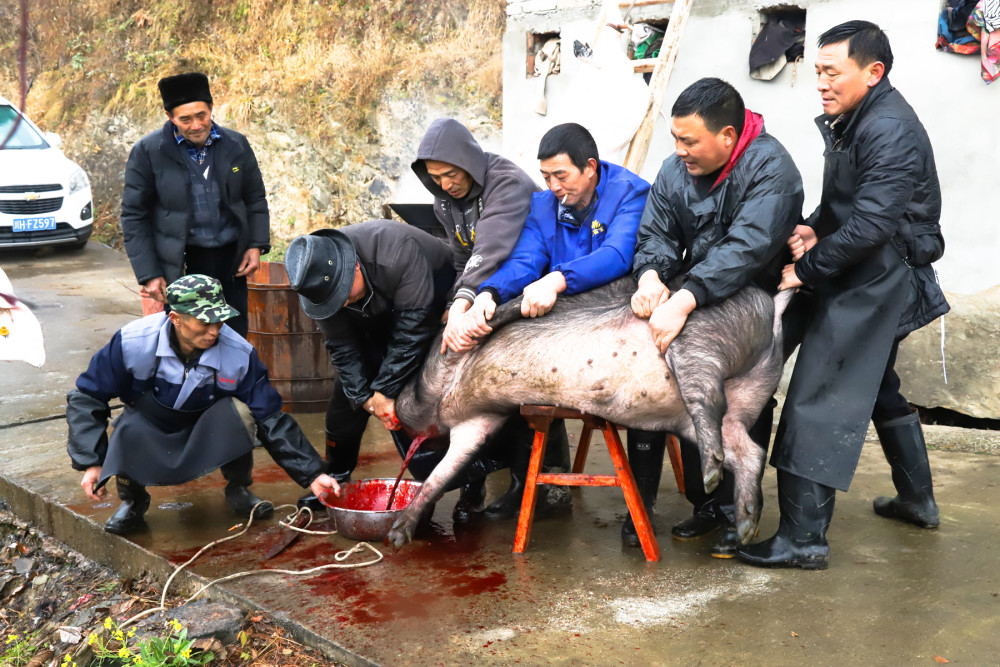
[
  {"xmin": 703, "ymin": 469, "xmax": 720, "ymax": 493},
  {"xmin": 736, "ymin": 519, "xmax": 758, "ymax": 545},
  {"xmin": 387, "ymin": 520, "xmax": 414, "ymax": 550}
]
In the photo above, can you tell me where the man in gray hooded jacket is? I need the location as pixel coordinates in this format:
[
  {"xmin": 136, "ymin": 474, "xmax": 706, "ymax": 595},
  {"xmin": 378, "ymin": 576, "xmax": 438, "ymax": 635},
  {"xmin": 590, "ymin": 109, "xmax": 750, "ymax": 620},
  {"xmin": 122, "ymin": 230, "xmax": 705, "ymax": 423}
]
[
  {"xmin": 411, "ymin": 118, "xmax": 570, "ymax": 520},
  {"xmin": 411, "ymin": 118, "xmax": 540, "ymax": 353}
]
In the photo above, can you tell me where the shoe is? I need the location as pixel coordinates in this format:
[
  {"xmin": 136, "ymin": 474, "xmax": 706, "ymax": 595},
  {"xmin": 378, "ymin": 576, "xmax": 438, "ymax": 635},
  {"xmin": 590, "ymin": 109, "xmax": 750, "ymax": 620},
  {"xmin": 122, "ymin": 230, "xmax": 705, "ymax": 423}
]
[
  {"xmin": 225, "ymin": 484, "xmax": 274, "ymax": 519},
  {"xmin": 710, "ymin": 525, "xmax": 742, "ymax": 559},
  {"xmin": 671, "ymin": 515, "xmax": 722, "ymax": 540},
  {"xmin": 873, "ymin": 411, "xmax": 940, "ymax": 528},
  {"xmin": 452, "ymin": 478, "xmax": 487, "ymax": 523},
  {"xmin": 621, "ymin": 429, "xmax": 666, "ymax": 548},
  {"xmin": 104, "ymin": 476, "xmax": 150, "ymax": 536},
  {"xmin": 737, "ymin": 470, "xmax": 834, "ymax": 570}
]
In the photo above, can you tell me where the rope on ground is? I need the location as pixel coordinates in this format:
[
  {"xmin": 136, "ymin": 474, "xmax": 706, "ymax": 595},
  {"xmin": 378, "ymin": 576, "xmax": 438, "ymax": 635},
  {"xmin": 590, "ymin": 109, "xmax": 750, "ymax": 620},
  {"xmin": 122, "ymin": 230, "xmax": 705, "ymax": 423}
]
[{"xmin": 119, "ymin": 501, "xmax": 383, "ymax": 629}]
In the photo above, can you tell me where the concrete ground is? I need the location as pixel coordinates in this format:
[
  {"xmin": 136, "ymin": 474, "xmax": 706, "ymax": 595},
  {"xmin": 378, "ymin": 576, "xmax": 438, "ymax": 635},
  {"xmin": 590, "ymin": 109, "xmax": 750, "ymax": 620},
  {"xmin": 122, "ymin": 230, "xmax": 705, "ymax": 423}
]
[{"xmin": 3, "ymin": 243, "xmax": 1000, "ymax": 666}]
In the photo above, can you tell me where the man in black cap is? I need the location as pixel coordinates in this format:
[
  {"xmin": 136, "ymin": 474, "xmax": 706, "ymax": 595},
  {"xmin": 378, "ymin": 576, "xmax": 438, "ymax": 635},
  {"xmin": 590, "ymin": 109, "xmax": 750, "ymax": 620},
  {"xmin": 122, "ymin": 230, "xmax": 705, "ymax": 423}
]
[
  {"xmin": 121, "ymin": 72, "xmax": 270, "ymax": 337},
  {"xmin": 66, "ymin": 274, "xmax": 339, "ymax": 535},
  {"xmin": 286, "ymin": 219, "xmax": 515, "ymax": 517}
]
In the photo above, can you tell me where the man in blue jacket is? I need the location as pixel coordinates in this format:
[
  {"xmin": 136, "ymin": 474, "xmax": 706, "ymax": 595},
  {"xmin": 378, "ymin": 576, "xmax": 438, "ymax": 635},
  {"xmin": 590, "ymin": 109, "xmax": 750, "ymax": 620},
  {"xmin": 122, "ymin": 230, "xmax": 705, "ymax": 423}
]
[
  {"xmin": 461, "ymin": 122, "xmax": 651, "ymax": 519},
  {"xmin": 66, "ymin": 275, "xmax": 339, "ymax": 536}
]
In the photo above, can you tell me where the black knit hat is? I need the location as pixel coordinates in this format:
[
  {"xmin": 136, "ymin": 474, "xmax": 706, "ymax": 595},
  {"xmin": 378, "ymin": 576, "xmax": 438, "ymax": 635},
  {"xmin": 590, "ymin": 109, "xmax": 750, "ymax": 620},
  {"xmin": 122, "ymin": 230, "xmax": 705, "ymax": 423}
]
[{"xmin": 158, "ymin": 72, "xmax": 213, "ymax": 112}]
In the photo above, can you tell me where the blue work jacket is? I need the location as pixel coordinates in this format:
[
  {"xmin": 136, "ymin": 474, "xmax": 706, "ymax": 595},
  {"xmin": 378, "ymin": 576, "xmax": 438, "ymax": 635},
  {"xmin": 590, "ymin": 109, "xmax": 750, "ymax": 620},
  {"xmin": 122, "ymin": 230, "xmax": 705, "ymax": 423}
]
[{"xmin": 480, "ymin": 160, "xmax": 649, "ymax": 304}]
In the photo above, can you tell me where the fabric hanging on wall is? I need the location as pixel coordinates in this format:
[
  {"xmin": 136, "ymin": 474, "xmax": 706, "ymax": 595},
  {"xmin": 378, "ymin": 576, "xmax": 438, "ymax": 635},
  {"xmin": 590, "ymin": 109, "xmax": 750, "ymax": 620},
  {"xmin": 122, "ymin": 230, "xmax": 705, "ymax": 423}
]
[
  {"xmin": 967, "ymin": 0, "xmax": 1000, "ymax": 83},
  {"xmin": 936, "ymin": 0, "xmax": 981, "ymax": 53},
  {"xmin": 748, "ymin": 15, "xmax": 806, "ymax": 80}
]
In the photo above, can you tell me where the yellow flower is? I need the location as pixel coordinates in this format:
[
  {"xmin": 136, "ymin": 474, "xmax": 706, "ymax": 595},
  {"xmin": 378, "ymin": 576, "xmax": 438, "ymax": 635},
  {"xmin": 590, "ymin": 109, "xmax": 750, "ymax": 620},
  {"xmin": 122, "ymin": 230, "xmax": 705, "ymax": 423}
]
[
  {"xmin": 181, "ymin": 648, "xmax": 192, "ymax": 659},
  {"xmin": 103, "ymin": 618, "xmax": 113, "ymax": 630},
  {"xmin": 127, "ymin": 628, "xmax": 136, "ymax": 638},
  {"xmin": 5, "ymin": 634, "xmax": 17, "ymax": 643},
  {"xmin": 114, "ymin": 630, "xmax": 125, "ymax": 642},
  {"xmin": 118, "ymin": 646, "xmax": 130, "ymax": 658},
  {"xmin": 87, "ymin": 633, "xmax": 97, "ymax": 646}
]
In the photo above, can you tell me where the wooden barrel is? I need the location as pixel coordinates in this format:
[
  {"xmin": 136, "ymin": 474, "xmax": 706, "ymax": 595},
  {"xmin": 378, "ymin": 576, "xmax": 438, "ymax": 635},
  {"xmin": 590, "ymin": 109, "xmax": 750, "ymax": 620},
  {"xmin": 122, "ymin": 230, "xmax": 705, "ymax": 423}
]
[{"xmin": 247, "ymin": 262, "xmax": 335, "ymax": 413}]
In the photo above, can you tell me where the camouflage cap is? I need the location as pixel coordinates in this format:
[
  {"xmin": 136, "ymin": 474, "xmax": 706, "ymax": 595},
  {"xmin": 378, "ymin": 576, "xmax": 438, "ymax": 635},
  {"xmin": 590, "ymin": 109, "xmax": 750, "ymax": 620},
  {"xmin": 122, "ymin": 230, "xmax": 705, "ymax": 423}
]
[{"xmin": 165, "ymin": 274, "xmax": 239, "ymax": 323}]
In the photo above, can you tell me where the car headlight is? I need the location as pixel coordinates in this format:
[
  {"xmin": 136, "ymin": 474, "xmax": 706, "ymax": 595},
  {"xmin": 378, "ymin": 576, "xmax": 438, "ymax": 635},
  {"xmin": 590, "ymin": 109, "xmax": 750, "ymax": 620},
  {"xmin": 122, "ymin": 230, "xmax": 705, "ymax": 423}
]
[{"xmin": 68, "ymin": 168, "xmax": 90, "ymax": 195}]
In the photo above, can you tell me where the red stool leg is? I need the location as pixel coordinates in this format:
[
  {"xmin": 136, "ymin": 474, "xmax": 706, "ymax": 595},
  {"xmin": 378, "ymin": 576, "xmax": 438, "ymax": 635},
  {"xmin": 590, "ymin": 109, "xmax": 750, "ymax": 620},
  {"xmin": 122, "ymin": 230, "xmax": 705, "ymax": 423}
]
[
  {"xmin": 604, "ymin": 425, "xmax": 661, "ymax": 562},
  {"xmin": 513, "ymin": 419, "xmax": 551, "ymax": 554},
  {"xmin": 666, "ymin": 433, "xmax": 685, "ymax": 493},
  {"xmin": 572, "ymin": 424, "xmax": 593, "ymax": 474}
]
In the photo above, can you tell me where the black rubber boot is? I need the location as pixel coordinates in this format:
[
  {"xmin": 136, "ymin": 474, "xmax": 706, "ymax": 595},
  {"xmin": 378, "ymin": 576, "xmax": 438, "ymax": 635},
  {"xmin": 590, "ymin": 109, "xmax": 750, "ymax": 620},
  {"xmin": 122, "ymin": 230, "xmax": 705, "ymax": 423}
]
[
  {"xmin": 298, "ymin": 440, "xmax": 356, "ymax": 512},
  {"xmin": 671, "ymin": 437, "xmax": 723, "ymax": 540},
  {"xmin": 221, "ymin": 453, "xmax": 274, "ymax": 519},
  {"xmin": 873, "ymin": 410, "xmax": 940, "ymax": 528},
  {"xmin": 621, "ymin": 430, "xmax": 666, "ymax": 548},
  {"xmin": 105, "ymin": 475, "xmax": 151, "ymax": 536},
  {"xmin": 484, "ymin": 419, "xmax": 572, "ymax": 519},
  {"xmin": 452, "ymin": 478, "xmax": 487, "ymax": 524},
  {"xmin": 736, "ymin": 470, "xmax": 835, "ymax": 570}
]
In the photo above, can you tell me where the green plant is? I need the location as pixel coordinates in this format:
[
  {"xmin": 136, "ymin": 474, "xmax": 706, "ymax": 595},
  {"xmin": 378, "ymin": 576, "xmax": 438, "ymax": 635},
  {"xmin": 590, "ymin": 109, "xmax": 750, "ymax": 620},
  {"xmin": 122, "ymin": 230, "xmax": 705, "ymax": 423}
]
[
  {"xmin": 88, "ymin": 617, "xmax": 215, "ymax": 667},
  {"xmin": 1, "ymin": 632, "xmax": 39, "ymax": 667}
]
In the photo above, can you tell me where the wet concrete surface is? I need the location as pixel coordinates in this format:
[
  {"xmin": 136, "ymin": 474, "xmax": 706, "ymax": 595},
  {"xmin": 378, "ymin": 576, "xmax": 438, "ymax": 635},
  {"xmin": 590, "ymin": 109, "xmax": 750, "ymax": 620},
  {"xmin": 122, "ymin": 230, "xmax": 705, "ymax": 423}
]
[{"xmin": 3, "ymin": 243, "xmax": 1000, "ymax": 665}]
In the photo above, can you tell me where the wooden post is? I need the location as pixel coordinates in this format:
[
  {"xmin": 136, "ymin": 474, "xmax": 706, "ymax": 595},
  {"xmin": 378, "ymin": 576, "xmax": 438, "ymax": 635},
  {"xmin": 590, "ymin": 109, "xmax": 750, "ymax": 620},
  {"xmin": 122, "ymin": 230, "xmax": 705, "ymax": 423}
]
[{"xmin": 623, "ymin": 0, "xmax": 694, "ymax": 175}]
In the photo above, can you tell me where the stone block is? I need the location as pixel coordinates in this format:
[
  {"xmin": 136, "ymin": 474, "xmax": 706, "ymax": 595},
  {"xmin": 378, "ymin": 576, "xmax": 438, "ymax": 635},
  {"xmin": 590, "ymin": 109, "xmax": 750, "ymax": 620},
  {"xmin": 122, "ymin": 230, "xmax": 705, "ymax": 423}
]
[{"xmin": 896, "ymin": 287, "xmax": 1000, "ymax": 419}]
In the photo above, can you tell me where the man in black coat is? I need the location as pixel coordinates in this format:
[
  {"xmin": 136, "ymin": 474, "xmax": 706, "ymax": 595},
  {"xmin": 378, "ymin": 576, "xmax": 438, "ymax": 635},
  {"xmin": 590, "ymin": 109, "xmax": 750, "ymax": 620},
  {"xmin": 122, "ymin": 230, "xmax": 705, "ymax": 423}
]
[
  {"xmin": 121, "ymin": 72, "xmax": 270, "ymax": 337},
  {"xmin": 629, "ymin": 78, "xmax": 803, "ymax": 557},
  {"xmin": 286, "ymin": 220, "xmax": 513, "ymax": 516},
  {"xmin": 738, "ymin": 21, "xmax": 949, "ymax": 571}
]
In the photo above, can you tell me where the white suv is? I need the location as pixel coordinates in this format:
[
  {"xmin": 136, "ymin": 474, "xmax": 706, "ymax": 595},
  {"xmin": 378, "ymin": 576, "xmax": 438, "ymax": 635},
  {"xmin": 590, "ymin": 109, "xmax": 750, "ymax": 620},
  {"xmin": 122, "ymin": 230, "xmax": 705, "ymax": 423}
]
[{"xmin": 0, "ymin": 96, "xmax": 93, "ymax": 249}]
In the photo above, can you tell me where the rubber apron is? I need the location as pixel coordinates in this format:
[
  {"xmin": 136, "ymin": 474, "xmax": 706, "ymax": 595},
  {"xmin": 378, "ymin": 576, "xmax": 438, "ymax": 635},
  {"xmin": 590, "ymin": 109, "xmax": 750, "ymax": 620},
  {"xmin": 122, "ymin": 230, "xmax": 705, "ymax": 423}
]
[
  {"xmin": 770, "ymin": 138, "xmax": 911, "ymax": 492},
  {"xmin": 98, "ymin": 362, "xmax": 254, "ymax": 488}
]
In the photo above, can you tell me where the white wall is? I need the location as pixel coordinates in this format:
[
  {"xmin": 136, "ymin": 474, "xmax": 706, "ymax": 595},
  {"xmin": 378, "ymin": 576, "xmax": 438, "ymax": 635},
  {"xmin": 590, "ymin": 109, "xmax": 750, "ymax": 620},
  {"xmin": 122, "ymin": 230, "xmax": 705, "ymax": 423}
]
[{"xmin": 504, "ymin": 0, "xmax": 999, "ymax": 294}]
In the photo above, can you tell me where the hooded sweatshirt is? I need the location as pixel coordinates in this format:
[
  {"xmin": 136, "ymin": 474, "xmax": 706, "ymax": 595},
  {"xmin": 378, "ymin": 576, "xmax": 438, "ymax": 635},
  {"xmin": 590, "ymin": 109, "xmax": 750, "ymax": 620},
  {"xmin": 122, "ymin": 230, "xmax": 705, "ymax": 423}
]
[{"xmin": 412, "ymin": 119, "xmax": 540, "ymax": 304}]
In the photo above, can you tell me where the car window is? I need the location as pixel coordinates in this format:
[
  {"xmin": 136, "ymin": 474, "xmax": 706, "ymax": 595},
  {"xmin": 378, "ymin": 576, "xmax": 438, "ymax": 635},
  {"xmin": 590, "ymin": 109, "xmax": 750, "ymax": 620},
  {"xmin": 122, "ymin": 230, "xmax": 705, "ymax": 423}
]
[{"xmin": 0, "ymin": 105, "xmax": 48, "ymax": 150}]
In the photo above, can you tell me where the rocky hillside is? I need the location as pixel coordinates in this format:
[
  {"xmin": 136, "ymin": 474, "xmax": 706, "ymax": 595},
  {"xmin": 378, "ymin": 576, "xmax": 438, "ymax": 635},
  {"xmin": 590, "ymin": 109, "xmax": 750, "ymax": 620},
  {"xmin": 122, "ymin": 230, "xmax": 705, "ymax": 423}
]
[{"xmin": 0, "ymin": 0, "xmax": 505, "ymax": 255}]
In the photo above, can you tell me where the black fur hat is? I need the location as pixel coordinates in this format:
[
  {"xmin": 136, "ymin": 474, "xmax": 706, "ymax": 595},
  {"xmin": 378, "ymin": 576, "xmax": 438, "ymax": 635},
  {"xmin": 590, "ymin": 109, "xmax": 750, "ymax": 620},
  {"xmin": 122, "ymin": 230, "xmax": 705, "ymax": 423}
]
[{"xmin": 158, "ymin": 72, "xmax": 213, "ymax": 112}]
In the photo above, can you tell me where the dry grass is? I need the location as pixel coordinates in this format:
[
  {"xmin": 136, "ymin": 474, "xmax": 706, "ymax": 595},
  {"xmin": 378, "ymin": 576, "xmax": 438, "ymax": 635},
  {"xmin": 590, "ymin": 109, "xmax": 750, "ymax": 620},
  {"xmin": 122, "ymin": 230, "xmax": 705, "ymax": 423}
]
[
  {"xmin": 0, "ymin": 0, "xmax": 505, "ymax": 132},
  {"xmin": 0, "ymin": 0, "xmax": 505, "ymax": 245}
]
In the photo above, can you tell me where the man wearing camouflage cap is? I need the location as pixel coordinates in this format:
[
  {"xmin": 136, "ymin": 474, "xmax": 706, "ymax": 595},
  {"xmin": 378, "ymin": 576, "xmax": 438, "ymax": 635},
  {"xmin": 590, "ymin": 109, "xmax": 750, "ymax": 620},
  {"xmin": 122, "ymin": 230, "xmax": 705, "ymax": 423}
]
[{"xmin": 66, "ymin": 275, "xmax": 339, "ymax": 535}]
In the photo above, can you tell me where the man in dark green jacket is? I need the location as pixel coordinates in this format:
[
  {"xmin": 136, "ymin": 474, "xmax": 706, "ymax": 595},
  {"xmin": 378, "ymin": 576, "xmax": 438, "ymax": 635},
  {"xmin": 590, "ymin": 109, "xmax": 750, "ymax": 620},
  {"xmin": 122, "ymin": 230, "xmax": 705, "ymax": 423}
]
[
  {"xmin": 121, "ymin": 72, "xmax": 270, "ymax": 337},
  {"xmin": 738, "ymin": 21, "xmax": 948, "ymax": 571},
  {"xmin": 629, "ymin": 77, "xmax": 803, "ymax": 557}
]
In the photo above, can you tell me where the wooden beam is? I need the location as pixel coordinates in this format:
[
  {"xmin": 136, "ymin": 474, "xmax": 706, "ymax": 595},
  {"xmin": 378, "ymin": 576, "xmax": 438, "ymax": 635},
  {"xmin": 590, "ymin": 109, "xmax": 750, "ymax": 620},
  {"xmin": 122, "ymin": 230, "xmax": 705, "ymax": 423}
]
[
  {"xmin": 623, "ymin": 0, "xmax": 693, "ymax": 175},
  {"xmin": 619, "ymin": 0, "xmax": 675, "ymax": 8},
  {"xmin": 631, "ymin": 57, "xmax": 658, "ymax": 74}
]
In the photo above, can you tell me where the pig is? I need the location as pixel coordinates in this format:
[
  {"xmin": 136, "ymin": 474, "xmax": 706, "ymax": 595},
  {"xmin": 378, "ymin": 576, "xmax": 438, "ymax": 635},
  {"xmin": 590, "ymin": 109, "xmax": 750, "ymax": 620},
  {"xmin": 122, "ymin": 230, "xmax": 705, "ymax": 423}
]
[{"xmin": 390, "ymin": 276, "xmax": 793, "ymax": 549}]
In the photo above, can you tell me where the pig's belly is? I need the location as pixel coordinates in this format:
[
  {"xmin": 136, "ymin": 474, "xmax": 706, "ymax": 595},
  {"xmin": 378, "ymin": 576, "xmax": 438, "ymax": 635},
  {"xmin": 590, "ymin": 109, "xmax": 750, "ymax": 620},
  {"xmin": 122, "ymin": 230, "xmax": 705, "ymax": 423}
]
[{"xmin": 444, "ymin": 315, "xmax": 689, "ymax": 431}]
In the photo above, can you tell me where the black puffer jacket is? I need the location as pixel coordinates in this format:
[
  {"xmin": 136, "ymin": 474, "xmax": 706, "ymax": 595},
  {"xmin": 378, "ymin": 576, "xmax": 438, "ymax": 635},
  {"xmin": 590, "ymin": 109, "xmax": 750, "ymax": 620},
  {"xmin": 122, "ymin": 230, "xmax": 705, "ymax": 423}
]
[
  {"xmin": 632, "ymin": 123, "xmax": 803, "ymax": 305},
  {"xmin": 795, "ymin": 78, "xmax": 948, "ymax": 335},
  {"xmin": 315, "ymin": 220, "xmax": 454, "ymax": 409},
  {"xmin": 121, "ymin": 121, "xmax": 270, "ymax": 285}
]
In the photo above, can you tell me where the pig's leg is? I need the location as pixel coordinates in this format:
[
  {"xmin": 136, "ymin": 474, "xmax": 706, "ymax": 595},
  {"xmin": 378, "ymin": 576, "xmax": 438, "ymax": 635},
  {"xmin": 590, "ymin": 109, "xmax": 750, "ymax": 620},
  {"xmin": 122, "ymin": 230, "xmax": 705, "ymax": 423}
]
[
  {"xmin": 387, "ymin": 414, "xmax": 507, "ymax": 549},
  {"xmin": 720, "ymin": 415, "xmax": 766, "ymax": 544},
  {"xmin": 667, "ymin": 350, "xmax": 727, "ymax": 494},
  {"xmin": 720, "ymin": 357, "xmax": 783, "ymax": 544}
]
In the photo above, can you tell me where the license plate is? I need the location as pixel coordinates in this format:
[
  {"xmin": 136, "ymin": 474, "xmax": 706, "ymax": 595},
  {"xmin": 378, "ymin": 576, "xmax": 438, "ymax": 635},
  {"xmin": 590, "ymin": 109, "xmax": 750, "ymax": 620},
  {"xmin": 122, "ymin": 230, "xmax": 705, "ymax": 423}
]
[{"xmin": 12, "ymin": 216, "xmax": 56, "ymax": 232}]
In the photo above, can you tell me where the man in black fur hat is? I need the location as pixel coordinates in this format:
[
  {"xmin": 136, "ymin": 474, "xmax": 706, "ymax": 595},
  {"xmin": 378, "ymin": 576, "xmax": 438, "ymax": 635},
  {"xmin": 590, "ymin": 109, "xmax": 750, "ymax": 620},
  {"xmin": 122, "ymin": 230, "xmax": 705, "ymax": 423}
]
[{"xmin": 121, "ymin": 72, "xmax": 270, "ymax": 337}]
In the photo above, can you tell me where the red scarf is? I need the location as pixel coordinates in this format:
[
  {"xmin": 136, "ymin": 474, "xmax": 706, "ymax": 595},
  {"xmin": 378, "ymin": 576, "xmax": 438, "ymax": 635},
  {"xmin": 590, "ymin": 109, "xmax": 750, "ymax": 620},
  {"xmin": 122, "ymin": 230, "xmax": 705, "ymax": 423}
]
[{"xmin": 711, "ymin": 109, "xmax": 764, "ymax": 191}]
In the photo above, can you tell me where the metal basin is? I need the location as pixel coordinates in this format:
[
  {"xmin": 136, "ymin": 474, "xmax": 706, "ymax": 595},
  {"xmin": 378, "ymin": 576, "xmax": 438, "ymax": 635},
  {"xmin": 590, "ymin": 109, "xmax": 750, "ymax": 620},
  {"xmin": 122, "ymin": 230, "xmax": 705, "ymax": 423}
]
[{"xmin": 320, "ymin": 478, "xmax": 422, "ymax": 541}]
